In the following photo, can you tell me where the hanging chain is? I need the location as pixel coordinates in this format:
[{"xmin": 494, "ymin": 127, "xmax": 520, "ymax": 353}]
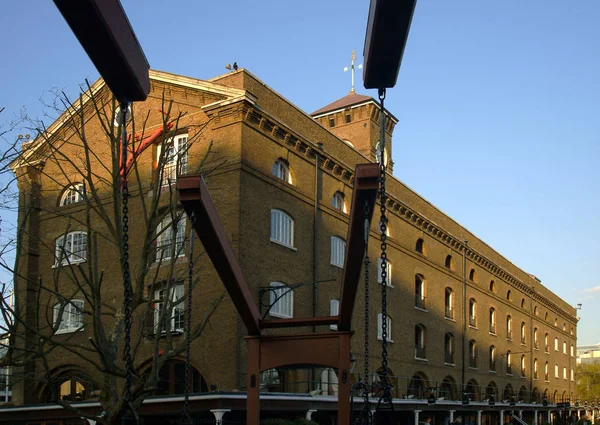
[
  {"xmin": 120, "ymin": 101, "xmax": 138, "ymax": 424},
  {"xmin": 361, "ymin": 200, "xmax": 373, "ymax": 424},
  {"xmin": 182, "ymin": 212, "xmax": 195, "ymax": 424}
]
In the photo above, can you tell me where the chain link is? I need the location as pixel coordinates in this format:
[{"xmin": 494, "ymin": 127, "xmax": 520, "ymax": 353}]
[
  {"xmin": 183, "ymin": 212, "xmax": 195, "ymax": 423},
  {"xmin": 361, "ymin": 200, "xmax": 372, "ymax": 424}
]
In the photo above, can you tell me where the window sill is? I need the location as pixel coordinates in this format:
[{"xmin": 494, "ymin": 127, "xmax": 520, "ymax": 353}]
[
  {"xmin": 506, "ymin": 373, "xmax": 513, "ymax": 376},
  {"xmin": 469, "ymin": 325, "xmax": 478, "ymax": 330},
  {"xmin": 377, "ymin": 337, "xmax": 393, "ymax": 343},
  {"xmin": 490, "ymin": 332, "xmax": 497, "ymax": 337},
  {"xmin": 269, "ymin": 312, "xmax": 293, "ymax": 319},
  {"xmin": 545, "ymin": 380, "xmax": 550, "ymax": 383},
  {"xmin": 415, "ymin": 357, "xmax": 428, "ymax": 362},
  {"xmin": 330, "ymin": 326, "xmax": 338, "ymax": 331},
  {"xmin": 469, "ymin": 367, "xmax": 478, "ymax": 371},
  {"xmin": 414, "ymin": 307, "xmax": 428, "ymax": 313},
  {"xmin": 151, "ymin": 330, "xmax": 184, "ymax": 337},
  {"xmin": 489, "ymin": 370, "xmax": 497, "ymax": 374},
  {"xmin": 444, "ymin": 362, "xmax": 455, "ymax": 367},
  {"xmin": 507, "ymin": 338, "xmax": 513, "ymax": 342},
  {"xmin": 52, "ymin": 259, "xmax": 87, "ymax": 269},
  {"xmin": 377, "ymin": 282, "xmax": 394, "ymax": 288},
  {"xmin": 270, "ymin": 239, "xmax": 297, "ymax": 251},
  {"xmin": 151, "ymin": 255, "xmax": 187, "ymax": 267},
  {"xmin": 331, "ymin": 263, "xmax": 344, "ymax": 269},
  {"xmin": 55, "ymin": 328, "xmax": 83, "ymax": 335},
  {"xmin": 444, "ymin": 317, "xmax": 456, "ymax": 322}
]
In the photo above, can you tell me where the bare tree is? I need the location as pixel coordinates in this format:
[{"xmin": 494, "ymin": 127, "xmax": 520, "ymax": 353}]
[{"xmin": 0, "ymin": 81, "xmax": 226, "ymax": 424}]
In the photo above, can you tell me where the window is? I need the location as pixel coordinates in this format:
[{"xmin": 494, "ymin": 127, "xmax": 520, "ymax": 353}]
[
  {"xmin": 554, "ymin": 317, "xmax": 558, "ymax": 326},
  {"xmin": 377, "ymin": 258, "xmax": 392, "ymax": 286},
  {"xmin": 55, "ymin": 231, "xmax": 87, "ymax": 266},
  {"xmin": 563, "ymin": 367, "xmax": 567, "ymax": 380},
  {"xmin": 554, "ymin": 337, "xmax": 559, "ymax": 351},
  {"xmin": 270, "ymin": 209, "xmax": 294, "ymax": 248},
  {"xmin": 521, "ymin": 355, "xmax": 526, "ymax": 377},
  {"xmin": 271, "ymin": 159, "xmax": 292, "ymax": 183},
  {"xmin": 571, "ymin": 327, "xmax": 574, "ymax": 336},
  {"xmin": 53, "ymin": 300, "xmax": 84, "ymax": 334},
  {"xmin": 415, "ymin": 274, "xmax": 426, "ymax": 309},
  {"xmin": 269, "ymin": 282, "xmax": 293, "ymax": 318},
  {"xmin": 59, "ymin": 183, "xmax": 84, "ymax": 206},
  {"xmin": 377, "ymin": 219, "xmax": 390, "ymax": 236},
  {"xmin": 534, "ymin": 359, "xmax": 539, "ymax": 380},
  {"xmin": 330, "ymin": 236, "xmax": 346, "ymax": 268},
  {"xmin": 330, "ymin": 299, "xmax": 339, "ymax": 330},
  {"xmin": 445, "ymin": 287, "xmax": 454, "ymax": 319},
  {"xmin": 444, "ymin": 333, "xmax": 454, "ymax": 364},
  {"xmin": 469, "ymin": 298, "xmax": 477, "ymax": 327},
  {"xmin": 159, "ymin": 134, "xmax": 188, "ymax": 186},
  {"xmin": 544, "ymin": 312, "xmax": 548, "ymax": 321},
  {"xmin": 521, "ymin": 322, "xmax": 526, "ymax": 344},
  {"xmin": 469, "ymin": 268, "xmax": 478, "ymax": 282},
  {"xmin": 507, "ymin": 290, "xmax": 512, "ymax": 302},
  {"xmin": 534, "ymin": 306, "xmax": 538, "ymax": 316},
  {"xmin": 377, "ymin": 314, "xmax": 392, "ymax": 342},
  {"xmin": 415, "ymin": 238, "xmax": 427, "ymax": 255},
  {"xmin": 489, "ymin": 308, "xmax": 496, "ymax": 334},
  {"xmin": 414, "ymin": 324, "xmax": 425, "ymax": 358},
  {"xmin": 506, "ymin": 315, "xmax": 512, "ymax": 340},
  {"xmin": 563, "ymin": 341, "xmax": 567, "ymax": 354},
  {"xmin": 506, "ymin": 351, "xmax": 512, "ymax": 374},
  {"xmin": 521, "ymin": 298, "xmax": 526, "ymax": 309},
  {"xmin": 489, "ymin": 280, "xmax": 496, "ymax": 293},
  {"xmin": 571, "ymin": 368, "xmax": 574, "ymax": 381},
  {"xmin": 545, "ymin": 333, "xmax": 549, "ymax": 352},
  {"xmin": 445, "ymin": 255, "xmax": 455, "ymax": 271},
  {"xmin": 545, "ymin": 362, "xmax": 549, "ymax": 381},
  {"xmin": 469, "ymin": 340, "xmax": 477, "ymax": 368},
  {"xmin": 554, "ymin": 364, "xmax": 559, "ymax": 378},
  {"xmin": 344, "ymin": 114, "xmax": 351, "ymax": 124},
  {"xmin": 154, "ymin": 284, "xmax": 184, "ymax": 333},
  {"xmin": 156, "ymin": 215, "xmax": 186, "ymax": 261},
  {"xmin": 489, "ymin": 346, "xmax": 496, "ymax": 371},
  {"xmin": 332, "ymin": 192, "xmax": 347, "ymax": 213},
  {"xmin": 571, "ymin": 344, "xmax": 574, "ymax": 357},
  {"xmin": 534, "ymin": 328, "xmax": 538, "ymax": 349},
  {"xmin": 329, "ymin": 118, "xmax": 335, "ymax": 127},
  {"xmin": 563, "ymin": 323, "xmax": 566, "ymax": 331}
]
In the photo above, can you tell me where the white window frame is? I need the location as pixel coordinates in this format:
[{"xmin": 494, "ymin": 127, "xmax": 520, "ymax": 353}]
[
  {"xmin": 55, "ymin": 231, "xmax": 87, "ymax": 266},
  {"xmin": 272, "ymin": 159, "xmax": 292, "ymax": 184},
  {"xmin": 155, "ymin": 215, "xmax": 186, "ymax": 261},
  {"xmin": 330, "ymin": 299, "xmax": 339, "ymax": 330},
  {"xmin": 563, "ymin": 341, "xmax": 567, "ymax": 354},
  {"xmin": 554, "ymin": 364, "xmax": 559, "ymax": 378},
  {"xmin": 158, "ymin": 134, "xmax": 189, "ymax": 187},
  {"xmin": 154, "ymin": 284, "xmax": 185, "ymax": 333},
  {"xmin": 377, "ymin": 258, "xmax": 393, "ymax": 286},
  {"xmin": 332, "ymin": 192, "xmax": 347, "ymax": 213},
  {"xmin": 563, "ymin": 367, "xmax": 567, "ymax": 380},
  {"xmin": 53, "ymin": 300, "xmax": 84, "ymax": 334},
  {"xmin": 330, "ymin": 236, "xmax": 346, "ymax": 268},
  {"xmin": 554, "ymin": 337, "xmax": 559, "ymax": 351},
  {"xmin": 269, "ymin": 282, "xmax": 293, "ymax": 319},
  {"xmin": 59, "ymin": 183, "xmax": 85, "ymax": 206},
  {"xmin": 270, "ymin": 209, "xmax": 294, "ymax": 249},
  {"xmin": 377, "ymin": 313, "xmax": 393, "ymax": 342}
]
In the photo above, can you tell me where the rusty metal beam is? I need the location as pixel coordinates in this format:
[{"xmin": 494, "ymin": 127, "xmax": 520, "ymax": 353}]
[
  {"xmin": 338, "ymin": 163, "xmax": 379, "ymax": 331},
  {"xmin": 178, "ymin": 175, "xmax": 261, "ymax": 335},
  {"xmin": 259, "ymin": 316, "xmax": 338, "ymax": 329}
]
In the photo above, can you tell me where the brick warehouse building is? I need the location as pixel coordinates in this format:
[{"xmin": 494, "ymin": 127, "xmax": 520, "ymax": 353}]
[{"xmin": 5, "ymin": 69, "xmax": 581, "ymax": 424}]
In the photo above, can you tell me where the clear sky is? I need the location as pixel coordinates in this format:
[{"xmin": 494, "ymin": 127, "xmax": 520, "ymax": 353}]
[{"xmin": 0, "ymin": 1, "xmax": 598, "ymax": 344}]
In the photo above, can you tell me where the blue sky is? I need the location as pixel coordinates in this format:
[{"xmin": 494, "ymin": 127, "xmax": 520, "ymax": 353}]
[{"xmin": 1, "ymin": 1, "xmax": 598, "ymax": 344}]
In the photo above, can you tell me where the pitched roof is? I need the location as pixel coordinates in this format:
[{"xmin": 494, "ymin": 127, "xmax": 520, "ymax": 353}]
[{"xmin": 310, "ymin": 93, "xmax": 373, "ymax": 116}]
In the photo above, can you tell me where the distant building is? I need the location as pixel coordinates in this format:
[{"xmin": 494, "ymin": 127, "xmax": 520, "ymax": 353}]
[{"xmin": 577, "ymin": 344, "xmax": 600, "ymax": 364}]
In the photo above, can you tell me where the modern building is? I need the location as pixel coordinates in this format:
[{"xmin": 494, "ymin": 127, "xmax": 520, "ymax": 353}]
[
  {"xmin": 5, "ymin": 69, "xmax": 580, "ymax": 424},
  {"xmin": 577, "ymin": 344, "xmax": 600, "ymax": 365}
]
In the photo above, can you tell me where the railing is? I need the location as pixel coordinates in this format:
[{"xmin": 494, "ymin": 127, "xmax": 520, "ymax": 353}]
[
  {"xmin": 415, "ymin": 296, "xmax": 426, "ymax": 310},
  {"xmin": 489, "ymin": 323, "xmax": 496, "ymax": 334},
  {"xmin": 545, "ymin": 373, "xmax": 549, "ymax": 381},
  {"xmin": 489, "ymin": 360, "xmax": 496, "ymax": 372},
  {"xmin": 545, "ymin": 345, "xmax": 550, "ymax": 353},
  {"xmin": 445, "ymin": 306, "xmax": 455, "ymax": 319},
  {"xmin": 445, "ymin": 352, "xmax": 454, "ymax": 364},
  {"xmin": 521, "ymin": 335, "xmax": 526, "ymax": 344},
  {"xmin": 534, "ymin": 341, "xmax": 539, "ymax": 349},
  {"xmin": 469, "ymin": 315, "xmax": 477, "ymax": 327},
  {"xmin": 507, "ymin": 330, "xmax": 513, "ymax": 340},
  {"xmin": 415, "ymin": 345, "xmax": 426, "ymax": 359},
  {"xmin": 469, "ymin": 357, "xmax": 477, "ymax": 368},
  {"xmin": 507, "ymin": 364, "xmax": 512, "ymax": 374}
]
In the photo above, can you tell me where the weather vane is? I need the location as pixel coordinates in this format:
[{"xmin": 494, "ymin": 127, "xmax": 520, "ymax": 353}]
[{"xmin": 344, "ymin": 49, "xmax": 363, "ymax": 94}]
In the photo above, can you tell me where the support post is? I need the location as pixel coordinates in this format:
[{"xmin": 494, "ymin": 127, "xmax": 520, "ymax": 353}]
[
  {"xmin": 338, "ymin": 334, "xmax": 352, "ymax": 425},
  {"xmin": 415, "ymin": 410, "xmax": 422, "ymax": 425},
  {"xmin": 519, "ymin": 410, "xmax": 523, "ymax": 419},
  {"xmin": 477, "ymin": 410, "xmax": 482, "ymax": 425},
  {"xmin": 449, "ymin": 410, "xmax": 455, "ymax": 423},
  {"xmin": 548, "ymin": 410, "xmax": 551, "ymax": 424},
  {"xmin": 247, "ymin": 339, "xmax": 260, "ymax": 425},
  {"xmin": 500, "ymin": 409, "xmax": 504, "ymax": 425},
  {"xmin": 534, "ymin": 410, "xmax": 538, "ymax": 425},
  {"xmin": 306, "ymin": 410, "xmax": 317, "ymax": 421},
  {"xmin": 211, "ymin": 409, "xmax": 231, "ymax": 425}
]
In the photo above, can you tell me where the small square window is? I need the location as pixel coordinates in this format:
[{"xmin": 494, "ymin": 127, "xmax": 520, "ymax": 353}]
[
  {"xmin": 329, "ymin": 118, "xmax": 335, "ymax": 128},
  {"xmin": 345, "ymin": 115, "xmax": 351, "ymax": 124}
]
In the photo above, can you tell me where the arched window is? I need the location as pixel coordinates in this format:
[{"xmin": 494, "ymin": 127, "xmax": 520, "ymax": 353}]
[
  {"xmin": 466, "ymin": 379, "xmax": 480, "ymax": 402},
  {"xmin": 445, "ymin": 255, "xmax": 455, "ymax": 271},
  {"xmin": 489, "ymin": 308, "xmax": 496, "ymax": 334},
  {"xmin": 59, "ymin": 183, "xmax": 84, "ymax": 206},
  {"xmin": 545, "ymin": 361, "xmax": 549, "ymax": 381},
  {"xmin": 415, "ymin": 324, "xmax": 426, "ymax": 359},
  {"xmin": 414, "ymin": 274, "xmax": 426, "ymax": 309},
  {"xmin": 269, "ymin": 282, "xmax": 293, "ymax": 318},
  {"xmin": 571, "ymin": 327, "xmax": 574, "ymax": 336},
  {"xmin": 407, "ymin": 373, "xmax": 428, "ymax": 399},
  {"xmin": 377, "ymin": 258, "xmax": 393, "ymax": 286},
  {"xmin": 563, "ymin": 366, "xmax": 567, "ymax": 380},
  {"xmin": 469, "ymin": 340, "xmax": 477, "ymax": 368},
  {"xmin": 521, "ymin": 355, "xmax": 526, "ymax": 377},
  {"xmin": 469, "ymin": 268, "xmax": 478, "ymax": 282},
  {"xmin": 544, "ymin": 333, "xmax": 549, "ymax": 352},
  {"xmin": 489, "ymin": 280, "xmax": 496, "ymax": 293},
  {"xmin": 377, "ymin": 314, "xmax": 393, "ymax": 342},
  {"xmin": 521, "ymin": 298, "xmax": 526, "ymax": 309},
  {"xmin": 444, "ymin": 333, "xmax": 454, "ymax": 364},
  {"xmin": 521, "ymin": 322, "xmax": 526, "ymax": 344},
  {"xmin": 260, "ymin": 368, "xmax": 281, "ymax": 392},
  {"xmin": 563, "ymin": 323, "xmax": 566, "ymax": 331},
  {"xmin": 486, "ymin": 382, "xmax": 498, "ymax": 401},
  {"xmin": 534, "ymin": 306, "xmax": 538, "ymax": 316},
  {"xmin": 503, "ymin": 384, "xmax": 514, "ymax": 401},
  {"xmin": 489, "ymin": 346, "xmax": 496, "ymax": 371},
  {"xmin": 469, "ymin": 298, "xmax": 477, "ymax": 327},
  {"xmin": 440, "ymin": 376, "xmax": 457, "ymax": 400},
  {"xmin": 270, "ymin": 209, "xmax": 294, "ymax": 248},
  {"xmin": 544, "ymin": 312, "xmax": 548, "ymax": 321},
  {"xmin": 320, "ymin": 368, "xmax": 338, "ymax": 395},
  {"xmin": 554, "ymin": 337, "xmax": 559, "ymax": 351},
  {"xmin": 506, "ymin": 315, "xmax": 512, "ymax": 340},
  {"xmin": 42, "ymin": 370, "xmax": 96, "ymax": 403},
  {"xmin": 156, "ymin": 360, "xmax": 208, "ymax": 395},
  {"xmin": 415, "ymin": 238, "xmax": 427, "ymax": 255},
  {"xmin": 534, "ymin": 328, "xmax": 539, "ymax": 349},
  {"xmin": 444, "ymin": 288, "xmax": 454, "ymax": 319},
  {"xmin": 534, "ymin": 359, "xmax": 539, "ymax": 380},
  {"xmin": 272, "ymin": 159, "xmax": 292, "ymax": 183},
  {"xmin": 53, "ymin": 300, "xmax": 84, "ymax": 334},
  {"xmin": 571, "ymin": 344, "xmax": 574, "ymax": 357},
  {"xmin": 330, "ymin": 236, "xmax": 346, "ymax": 268},
  {"xmin": 329, "ymin": 299, "xmax": 339, "ymax": 330},
  {"xmin": 554, "ymin": 317, "xmax": 558, "ymax": 326},
  {"xmin": 156, "ymin": 215, "xmax": 186, "ymax": 261},
  {"xmin": 332, "ymin": 192, "xmax": 347, "ymax": 213},
  {"xmin": 563, "ymin": 341, "xmax": 567, "ymax": 354},
  {"xmin": 506, "ymin": 350, "xmax": 512, "ymax": 374},
  {"xmin": 55, "ymin": 231, "xmax": 87, "ymax": 266},
  {"xmin": 554, "ymin": 363, "xmax": 559, "ymax": 378},
  {"xmin": 571, "ymin": 368, "xmax": 574, "ymax": 381},
  {"xmin": 507, "ymin": 290, "xmax": 512, "ymax": 302}
]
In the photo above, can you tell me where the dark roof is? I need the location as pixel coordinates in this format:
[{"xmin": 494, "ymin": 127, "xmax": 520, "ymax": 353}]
[{"xmin": 310, "ymin": 93, "xmax": 374, "ymax": 116}]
